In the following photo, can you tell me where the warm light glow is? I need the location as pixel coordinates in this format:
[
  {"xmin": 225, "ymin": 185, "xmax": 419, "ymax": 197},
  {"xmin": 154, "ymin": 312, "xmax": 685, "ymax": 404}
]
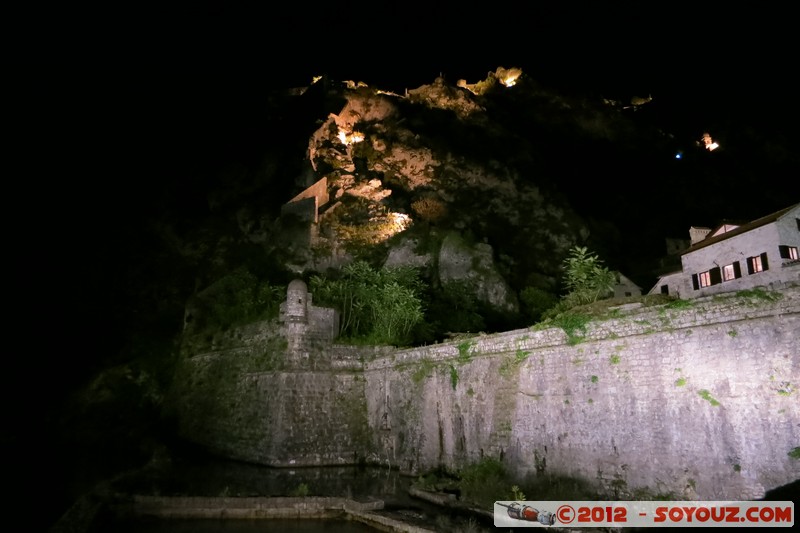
[
  {"xmin": 496, "ymin": 67, "xmax": 522, "ymax": 87},
  {"xmin": 337, "ymin": 128, "xmax": 365, "ymax": 146},
  {"xmin": 312, "ymin": 76, "xmax": 322, "ymax": 85},
  {"xmin": 375, "ymin": 212, "xmax": 412, "ymax": 241},
  {"xmin": 391, "ymin": 212, "xmax": 411, "ymax": 230},
  {"xmin": 701, "ymin": 132, "xmax": 719, "ymax": 151},
  {"xmin": 500, "ymin": 72, "xmax": 520, "ymax": 87}
]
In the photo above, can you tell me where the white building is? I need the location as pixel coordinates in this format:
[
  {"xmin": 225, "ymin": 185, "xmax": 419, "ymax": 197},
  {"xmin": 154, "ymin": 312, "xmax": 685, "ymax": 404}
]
[
  {"xmin": 613, "ymin": 271, "xmax": 642, "ymax": 299},
  {"xmin": 650, "ymin": 203, "xmax": 800, "ymax": 298}
]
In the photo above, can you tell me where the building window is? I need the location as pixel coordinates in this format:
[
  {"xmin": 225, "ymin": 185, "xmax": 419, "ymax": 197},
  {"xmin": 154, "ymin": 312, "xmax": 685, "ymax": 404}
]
[
  {"xmin": 747, "ymin": 253, "xmax": 770, "ymax": 274},
  {"xmin": 660, "ymin": 284, "xmax": 669, "ymax": 294},
  {"xmin": 722, "ymin": 261, "xmax": 742, "ymax": 281},
  {"xmin": 779, "ymin": 245, "xmax": 799, "ymax": 260},
  {"xmin": 692, "ymin": 267, "xmax": 721, "ymax": 290}
]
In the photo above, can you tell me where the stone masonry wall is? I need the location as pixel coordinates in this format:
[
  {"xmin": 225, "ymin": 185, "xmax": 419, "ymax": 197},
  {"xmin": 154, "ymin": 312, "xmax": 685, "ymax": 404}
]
[{"xmin": 171, "ymin": 286, "xmax": 800, "ymax": 501}]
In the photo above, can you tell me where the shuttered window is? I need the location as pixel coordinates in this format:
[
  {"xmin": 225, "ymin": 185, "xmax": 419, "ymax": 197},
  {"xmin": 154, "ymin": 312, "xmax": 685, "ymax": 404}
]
[
  {"xmin": 779, "ymin": 245, "xmax": 799, "ymax": 260},
  {"xmin": 723, "ymin": 262, "xmax": 741, "ymax": 281},
  {"xmin": 747, "ymin": 253, "xmax": 769, "ymax": 274}
]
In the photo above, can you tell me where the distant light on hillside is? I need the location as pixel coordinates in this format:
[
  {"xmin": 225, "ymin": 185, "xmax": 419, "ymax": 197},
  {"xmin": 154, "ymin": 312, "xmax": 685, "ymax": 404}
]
[
  {"xmin": 391, "ymin": 212, "xmax": 412, "ymax": 231},
  {"xmin": 501, "ymin": 73, "xmax": 520, "ymax": 87},
  {"xmin": 700, "ymin": 132, "xmax": 719, "ymax": 151},
  {"xmin": 498, "ymin": 67, "xmax": 522, "ymax": 87},
  {"xmin": 338, "ymin": 128, "xmax": 364, "ymax": 146}
]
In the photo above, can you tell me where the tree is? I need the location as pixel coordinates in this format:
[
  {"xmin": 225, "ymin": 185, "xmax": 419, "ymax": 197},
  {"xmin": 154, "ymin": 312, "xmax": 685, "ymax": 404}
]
[{"xmin": 560, "ymin": 246, "xmax": 616, "ymax": 306}]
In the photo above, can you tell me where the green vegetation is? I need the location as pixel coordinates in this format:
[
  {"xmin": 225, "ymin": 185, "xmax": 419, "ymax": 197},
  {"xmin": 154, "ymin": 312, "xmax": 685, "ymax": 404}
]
[
  {"xmin": 550, "ymin": 311, "xmax": 592, "ymax": 345},
  {"xmin": 289, "ymin": 483, "xmax": 310, "ymax": 497},
  {"xmin": 411, "ymin": 358, "xmax": 436, "ymax": 383},
  {"xmin": 675, "ymin": 377, "xmax": 687, "ymax": 387},
  {"xmin": 520, "ymin": 286, "xmax": 558, "ymax": 323},
  {"xmin": 498, "ymin": 359, "xmax": 512, "ymax": 377},
  {"xmin": 457, "ymin": 340, "xmax": 475, "ymax": 363},
  {"xmin": 736, "ymin": 287, "xmax": 783, "ymax": 302},
  {"xmin": 560, "ymin": 246, "xmax": 617, "ymax": 307},
  {"xmin": 610, "ymin": 354, "xmax": 620, "ymax": 365},
  {"xmin": 590, "ymin": 375, "xmax": 599, "ymax": 383},
  {"xmin": 310, "ymin": 261, "xmax": 424, "ymax": 345},
  {"xmin": 666, "ymin": 298, "xmax": 693, "ymax": 310},
  {"xmin": 698, "ymin": 389, "xmax": 721, "ymax": 406},
  {"xmin": 414, "ymin": 457, "xmax": 608, "ymax": 509},
  {"xmin": 530, "ymin": 246, "xmax": 618, "ymax": 336},
  {"xmin": 449, "ymin": 364, "xmax": 459, "ymax": 390},
  {"xmin": 189, "ymin": 268, "xmax": 283, "ymax": 332},
  {"xmin": 500, "ymin": 347, "xmax": 533, "ymax": 376},
  {"xmin": 457, "ymin": 458, "xmax": 508, "ymax": 508},
  {"xmin": 789, "ymin": 447, "xmax": 800, "ymax": 460},
  {"xmin": 727, "ymin": 328, "xmax": 738, "ymax": 337},
  {"xmin": 428, "ymin": 280, "xmax": 486, "ymax": 335}
]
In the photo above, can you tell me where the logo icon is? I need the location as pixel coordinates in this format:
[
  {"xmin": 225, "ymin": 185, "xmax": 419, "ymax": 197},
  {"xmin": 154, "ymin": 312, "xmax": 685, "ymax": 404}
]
[{"xmin": 497, "ymin": 502, "xmax": 556, "ymax": 525}]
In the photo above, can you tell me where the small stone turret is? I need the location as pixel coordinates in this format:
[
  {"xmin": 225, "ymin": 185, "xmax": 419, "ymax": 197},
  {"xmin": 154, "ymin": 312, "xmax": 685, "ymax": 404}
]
[
  {"xmin": 285, "ymin": 279, "xmax": 309, "ymax": 324},
  {"xmin": 279, "ymin": 279, "xmax": 340, "ymax": 367}
]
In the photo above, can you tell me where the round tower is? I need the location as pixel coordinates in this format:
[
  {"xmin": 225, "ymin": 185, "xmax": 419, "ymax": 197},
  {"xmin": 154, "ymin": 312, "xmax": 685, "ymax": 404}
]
[{"xmin": 286, "ymin": 279, "xmax": 309, "ymax": 323}]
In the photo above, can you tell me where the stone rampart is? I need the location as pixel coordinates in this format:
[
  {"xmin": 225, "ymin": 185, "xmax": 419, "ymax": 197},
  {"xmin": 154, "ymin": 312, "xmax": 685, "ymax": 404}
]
[{"xmin": 170, "ymin": 287, "xmax": 800, "ymax": 500}]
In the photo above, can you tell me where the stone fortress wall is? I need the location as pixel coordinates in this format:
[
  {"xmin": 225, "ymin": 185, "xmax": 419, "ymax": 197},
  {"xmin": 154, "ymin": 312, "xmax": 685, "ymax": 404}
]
[{"xmin": 172, "ymin": 284, "xmax": 800, "ymax": 500}]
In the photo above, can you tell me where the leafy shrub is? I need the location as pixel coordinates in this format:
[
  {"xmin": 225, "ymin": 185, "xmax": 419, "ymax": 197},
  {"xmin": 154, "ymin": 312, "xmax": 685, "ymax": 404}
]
[
  {"xmin": 411, "ymin": 197, "xmax": 448, "ymax": 223},
  {"xmin": 561, "ymin": 246, "xmax": 616, "ymax": 306},
  {"xmin": 311, "ymin": 261, "xmax": 424, "ymax": 346},
  {"xmin": 457, "ymin": 458, "xmax": 509, "ymax": 508}
]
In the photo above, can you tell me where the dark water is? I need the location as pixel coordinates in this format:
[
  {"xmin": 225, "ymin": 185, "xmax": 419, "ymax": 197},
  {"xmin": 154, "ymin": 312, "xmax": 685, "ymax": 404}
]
[
  {"xmin": 86, "ymin": 441, "xmax": 486, "ymax": 532},
  {"xmin": 57, "ymin": 438, "xmax": 800, "ymax": 533},
  {"xmin": 106, "ymin": 518, "xmax": 381, "ymax": 532}
]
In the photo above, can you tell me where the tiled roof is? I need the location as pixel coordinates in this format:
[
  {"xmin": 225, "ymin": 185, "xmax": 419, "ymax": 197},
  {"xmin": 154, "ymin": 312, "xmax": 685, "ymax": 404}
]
[{"xmin": 681, "ymin": 203, "xmax": 799, "ymax": 255}]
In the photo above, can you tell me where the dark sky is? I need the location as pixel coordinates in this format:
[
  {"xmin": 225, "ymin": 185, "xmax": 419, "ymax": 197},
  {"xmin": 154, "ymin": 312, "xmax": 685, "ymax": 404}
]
[{"xmin": 59, "ymin": 1, "xmax": 797, "ymax": 203}]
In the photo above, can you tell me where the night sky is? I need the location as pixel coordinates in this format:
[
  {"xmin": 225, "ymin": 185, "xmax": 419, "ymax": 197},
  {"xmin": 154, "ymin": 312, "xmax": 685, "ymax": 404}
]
[{"xmin": 57, "ymin": 2, "xmax": 799, "ymax": 217}]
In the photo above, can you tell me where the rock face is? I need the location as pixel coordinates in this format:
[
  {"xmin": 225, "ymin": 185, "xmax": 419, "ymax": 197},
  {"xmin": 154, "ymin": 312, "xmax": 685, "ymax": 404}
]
[
  {"xmin": 437, "ymin": 231, "xmax": 518, "ymax": 314},
  {"xmin": 266, "ymin": 68, "xmax": 592, "ymax": 319}
]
